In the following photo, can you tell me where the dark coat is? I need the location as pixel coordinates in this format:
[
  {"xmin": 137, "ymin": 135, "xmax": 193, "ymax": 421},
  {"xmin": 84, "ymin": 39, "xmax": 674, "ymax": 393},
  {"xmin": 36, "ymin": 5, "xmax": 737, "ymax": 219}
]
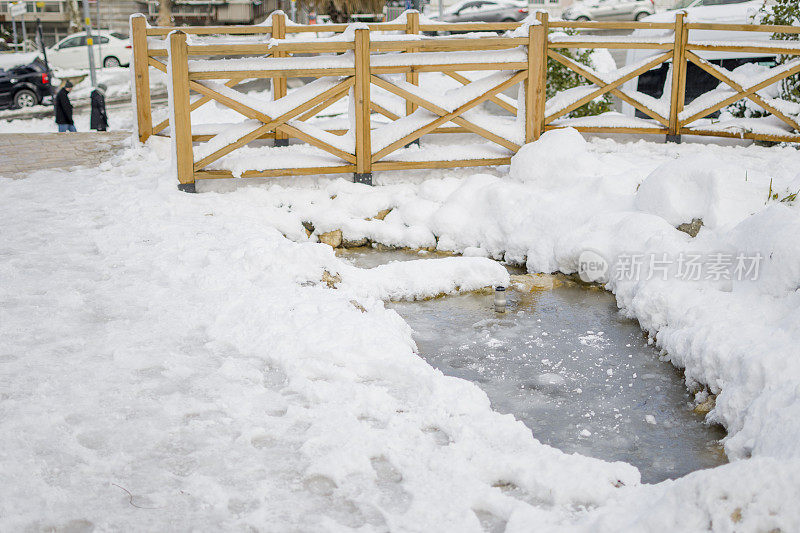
[
  {"xmin": 54, "ymin": 88, "xmax": 73, "ymax": 125},
  {"xmin": 90, "ymin": 89, "xmax": 108, "ymax": 131}
]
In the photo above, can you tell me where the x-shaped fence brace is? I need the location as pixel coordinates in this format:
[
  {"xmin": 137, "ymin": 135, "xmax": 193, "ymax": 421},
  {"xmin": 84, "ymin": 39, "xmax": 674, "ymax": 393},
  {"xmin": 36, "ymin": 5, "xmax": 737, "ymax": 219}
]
[
  {"xmin": 545, "ymin": 50, "xmax": 674, "ymax": 127},
  {"xmin": 681, "ymin": 53, "xmax": 800, "ymax": 131},
  {"xmin": 369, "ymin": 71, "xmax": 527, "ymax": 161}
]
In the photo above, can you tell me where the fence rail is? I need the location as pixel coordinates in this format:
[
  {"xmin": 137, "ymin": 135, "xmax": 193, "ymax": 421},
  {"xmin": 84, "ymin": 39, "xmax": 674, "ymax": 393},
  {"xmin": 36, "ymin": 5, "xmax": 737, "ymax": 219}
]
[{"xmin": 129, "ymin": 12, "xmax": 800, "ymax": 190}]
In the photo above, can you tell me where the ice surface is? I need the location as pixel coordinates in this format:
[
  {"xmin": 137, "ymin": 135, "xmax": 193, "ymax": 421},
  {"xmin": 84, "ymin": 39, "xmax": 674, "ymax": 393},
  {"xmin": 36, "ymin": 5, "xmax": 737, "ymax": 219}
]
[{"xmin": 341, "ymin": 249, "xmax": 726, "ymax": 484}]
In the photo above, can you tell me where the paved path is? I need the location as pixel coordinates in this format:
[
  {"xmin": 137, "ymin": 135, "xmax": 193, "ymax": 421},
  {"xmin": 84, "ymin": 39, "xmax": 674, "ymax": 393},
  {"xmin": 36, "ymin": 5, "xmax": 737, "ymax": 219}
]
[{"xmin": 0, "ymin": 132, "xmax": 130, "ymax": 179}]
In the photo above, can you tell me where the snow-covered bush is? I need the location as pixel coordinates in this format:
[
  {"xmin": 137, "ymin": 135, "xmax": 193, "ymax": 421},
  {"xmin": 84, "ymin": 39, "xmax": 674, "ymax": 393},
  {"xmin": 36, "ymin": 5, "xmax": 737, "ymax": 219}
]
[{"xmin": 759, "ymin": 0, "xmax": 800, "ymax": 103}]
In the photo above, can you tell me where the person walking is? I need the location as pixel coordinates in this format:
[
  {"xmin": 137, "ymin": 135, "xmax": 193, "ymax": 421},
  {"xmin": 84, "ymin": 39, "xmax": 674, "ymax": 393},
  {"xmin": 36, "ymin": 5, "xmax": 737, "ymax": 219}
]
[
  {"xmin": 90, "ymin": 83, "xmax": 109, "ymax": 132},
  {"xmin": 54, "ymin": 81, "xmax": 75, "ymax": 133}
]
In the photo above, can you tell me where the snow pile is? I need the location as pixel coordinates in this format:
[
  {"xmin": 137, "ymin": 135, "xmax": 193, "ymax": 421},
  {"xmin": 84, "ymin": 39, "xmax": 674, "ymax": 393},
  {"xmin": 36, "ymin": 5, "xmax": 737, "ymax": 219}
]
[
  {"xmin": 635, "ymin": 155, "xmax": 771, "ymax": 229},
  {"xmin": 509, "ymin": 127, "xmax": 602, "ymax": 186}
]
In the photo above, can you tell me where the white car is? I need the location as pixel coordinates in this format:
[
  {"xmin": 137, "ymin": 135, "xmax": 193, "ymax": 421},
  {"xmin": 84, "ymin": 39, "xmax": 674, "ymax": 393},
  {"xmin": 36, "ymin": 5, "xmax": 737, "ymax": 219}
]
[
  {"xmin": 622, "ymin": 0, "xmax": 777, "ymax": 116},
  {"xmin": 561, "ymin": 0, "xmax": 656, "ymax": 22},
  {"xmin": 47, "ymin": 31, "xmax": 132, "ymax": 70}
]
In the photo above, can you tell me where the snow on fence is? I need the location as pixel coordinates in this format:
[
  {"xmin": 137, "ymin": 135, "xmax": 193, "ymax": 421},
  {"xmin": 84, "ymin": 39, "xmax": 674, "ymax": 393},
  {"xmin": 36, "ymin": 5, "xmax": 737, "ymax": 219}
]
[{"xmin": 129, "ymin": 12, "xmax": 800, "ymax": 190}]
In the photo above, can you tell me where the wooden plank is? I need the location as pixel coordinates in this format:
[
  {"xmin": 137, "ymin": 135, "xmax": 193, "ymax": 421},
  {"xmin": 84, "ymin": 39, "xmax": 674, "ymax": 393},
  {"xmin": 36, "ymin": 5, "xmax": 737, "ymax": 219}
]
[
  {"xmin": 679, "ymin": 128, "xmax": 800, "ymax": 143},
  {"xmin": 685, "ymin": 44, "xmax": 800, "ymax": 56},
  {"xmin": 279, "ymin": 124, "xmax": 356, "ymax": 163},
  {"xmin": 370, "ymin": 101, "xmax": 400, "ymax": 121},
  {"xmin": 189, "ymin": 68, "xmax": 356, "ymax": 79},
  {"xmin": 372, "ymin": 63, "xmax": 529, "ymax": 74},
  {"xmin": 547, "ymin": 50, "xmax": 670, "ymax": 126},
  {"xmin": 546, "ymin": 51, "xmax": 671, "ymax": 123},
  {"xmin": 195, "ymin": 165, "xmax": 358, "ymax": 179},
  {"xmin": 405, "ymin": 11, "xmax": 420, "ymax": 117},
  {"xmin": 168, "ymin": 31, "xmax": 194, "ymax": 187},
  {"xmin": 371, "ymin": 70, "xmax": 527, "ymax": 162},
  {"xmin": 685, "ymin": 22, "xmax": 800, "ymax": 34},
  {"xmin": 147, "ymin": 57, "xmax": 167, "ymax": 73},
  {"xmin": 685, "ymin": 51, "xmax": 800, "ymax": 131},
  {"xmin": 547, "ymin": 125, "xmax": 668, "ymax": 135},
  {"xmin": 446, "ymin": 71, "xmax": 517, "ymax": 114},
  {"xmin": 131, "ymin": 15, "xmax": 152, "ymax": 143},
  {"xmin": 288, "ymin": 24, "xmax": 405, "ymax": 33},
  {"xmin": 680, "ymin": 60, "xmax": 800, "ymax": 126},
  {"xmin": 372, "ymin": 157, "xmax": 512, "ymax": 171},
  {"xmin": 271, "ymin": 12, "xmax": 288, "ymax": 146},
  {"xmin": 148, "ymin": 25, "xmax": 275, "ymax": 36},
  {"xmin": 150, "ymin": 41, "xmax": 356, "ymax": 56},
  {"xmin": 191, "ymin": 126, "xmax": 470, "ymax": 142},
  {"xmin": 550, "ymin": 21, "xmax": 674, "ymax": 30},
  {"xmin": 371, "ymin": 37, "xmax": 528, "ymax": 52},
  {"xmin": 668, "ymin": 12, "xmax": 687, "ymax": 137},
  {"xmin": 418, "ymin": 22, "xmax": 519, "ymax": 32},
  {"xmin": 526, "ymin": 13, "xmax": 548, "ymax": 142},
  {"xmin": 354, "ymin": 28, "xmax": 372, "ymax": 175},
  {"xmin": 549, "ymin": 41, "xmax": 673, "ymax": 50}
]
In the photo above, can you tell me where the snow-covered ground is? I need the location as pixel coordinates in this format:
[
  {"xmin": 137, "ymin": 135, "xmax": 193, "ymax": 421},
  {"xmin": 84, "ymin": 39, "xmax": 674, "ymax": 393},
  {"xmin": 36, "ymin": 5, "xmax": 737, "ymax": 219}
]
[{"xmin": 2, "ymin": 127, "xmax": 800, "ymax": 530}]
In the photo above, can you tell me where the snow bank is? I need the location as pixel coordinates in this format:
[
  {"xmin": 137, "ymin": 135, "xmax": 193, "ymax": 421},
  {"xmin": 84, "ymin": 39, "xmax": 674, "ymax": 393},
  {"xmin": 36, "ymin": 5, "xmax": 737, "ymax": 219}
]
[{"xmin": 0, "ymin": 137, "xmax": 638, "ymax": 530}]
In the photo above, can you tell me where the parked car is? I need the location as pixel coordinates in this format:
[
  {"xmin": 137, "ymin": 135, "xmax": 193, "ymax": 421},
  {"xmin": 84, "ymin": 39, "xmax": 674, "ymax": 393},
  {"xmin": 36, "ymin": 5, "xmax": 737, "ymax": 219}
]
[
  {"xmin": 622, "ymin": 0, "xmax": 777, "ymax": 117},
  {"xmin": 561, "ymin": 0, "xmax": 656, "ymax": 22},
  {"xmin": 47, "ymin": 31, "xmax": 132, "ymax": 70},
  {"xmin": 431, "ymin": 0, "xmax": 529, "ymax": 23},
  {"xmin": 0, "ymin": 55, "xmax": 53, "ymax": 109}
]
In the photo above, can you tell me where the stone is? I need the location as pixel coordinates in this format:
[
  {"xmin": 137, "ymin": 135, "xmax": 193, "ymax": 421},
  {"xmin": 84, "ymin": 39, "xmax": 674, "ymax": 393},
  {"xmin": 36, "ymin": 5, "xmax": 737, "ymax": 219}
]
[
  {"xmin": 342, "ymin": 236, "xmax": 369, "ymax": 248},
  {"xmin": 321, "ymin": 270, "xmax": 341, "ymax": 288},
  {"xmin": 677, "ymin": 218, "xmax": 704, "ymax": 238},
  {"xmin": 372, "ymin": 208, "xmax": 392, "ymax": 220},
  {"xmin": 302, "ymin": 221, "xmax": 315, "ymax": 237},
  {"xmin": 693, "ymin": 393, "xmax": 716, "ymax": 415},
  {"xmin": 318, "ymin": 230, "xmax": 342, "ymax": 248}
]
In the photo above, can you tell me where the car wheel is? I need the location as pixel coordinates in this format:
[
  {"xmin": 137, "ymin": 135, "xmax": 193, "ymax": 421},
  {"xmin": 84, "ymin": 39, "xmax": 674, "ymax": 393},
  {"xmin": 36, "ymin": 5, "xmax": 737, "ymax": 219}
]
[
  {"xmin": 502, "ymin": 18, "xmax": 516, "ymax": 22},
  {"xmin": 635, "ymin": 12, "xmax": 648, "ymax": 21},
  {"xmin": 14, "ymin": 89, "xmax": 38, "ymax": 109},
  {"xmin": 576, "ymin": 16, "xmax": 590, "ymax": 22},
  {"xmin": 103, "ymin": 56, "xmax": 121, "ymax": 68}
]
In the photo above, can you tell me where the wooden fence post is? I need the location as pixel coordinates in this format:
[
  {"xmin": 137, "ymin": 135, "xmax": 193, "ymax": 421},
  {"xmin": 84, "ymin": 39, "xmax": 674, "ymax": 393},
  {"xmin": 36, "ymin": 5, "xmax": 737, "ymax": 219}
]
[
  {"xmin": 354, "ymin": 27, "xmax": 372, "ymax": 185},
  {"xmin": 667, "ymin": 11, "xmax": 687, "ymax": 143},
  {"xmin": 405, "ymin": 10, "xmax": 420, "ymax": 117},
  {"xmin": 131, "ymin": 14, "xmax": 152, "ymax": 143},
  {"xmin": 525, "ymin": 12, "xmax": 548, "ymax": 143},
  {"xmin": 168, "ymin": 31, "xmax": 195, "ymax": 192},
  {"xmin": 272, "ymin": 11, "xmax": 289, "ymax": 147}
]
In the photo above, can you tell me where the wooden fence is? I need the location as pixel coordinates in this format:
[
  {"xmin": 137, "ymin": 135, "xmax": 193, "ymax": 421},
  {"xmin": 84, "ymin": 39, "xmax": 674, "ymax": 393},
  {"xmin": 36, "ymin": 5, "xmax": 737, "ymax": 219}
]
[{"xmin": 130, "ymin": 12, "xmax": 800, "ymax": 191}]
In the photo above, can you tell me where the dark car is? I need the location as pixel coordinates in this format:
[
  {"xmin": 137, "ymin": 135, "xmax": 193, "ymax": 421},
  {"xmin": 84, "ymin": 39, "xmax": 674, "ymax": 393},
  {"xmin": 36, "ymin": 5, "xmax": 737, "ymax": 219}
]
[
  {"xmin": 433, "ymin": 0, "xmax": 529, "ymax": 23},
  {"xmin": 0, "ymin": 56, "xmax": 53, "ymax": 110}
]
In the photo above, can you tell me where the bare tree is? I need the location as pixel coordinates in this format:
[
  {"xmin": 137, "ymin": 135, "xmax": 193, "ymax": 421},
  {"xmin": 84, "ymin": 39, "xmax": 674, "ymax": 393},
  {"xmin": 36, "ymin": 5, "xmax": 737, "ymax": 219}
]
[
  {"xmin": 65, "ymin": 0, "xmax": 83, "ymax": 33},
  {"xmin": 158, "ymin": 0, "xmax": 173, "ymax": 26}
]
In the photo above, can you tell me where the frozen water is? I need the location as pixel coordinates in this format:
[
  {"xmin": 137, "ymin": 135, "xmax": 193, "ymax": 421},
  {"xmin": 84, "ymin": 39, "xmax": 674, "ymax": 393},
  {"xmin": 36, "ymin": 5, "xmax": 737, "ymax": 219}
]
[{"xmin": 340, "ymin": 248, "xmax": 726, "ymax": 484}]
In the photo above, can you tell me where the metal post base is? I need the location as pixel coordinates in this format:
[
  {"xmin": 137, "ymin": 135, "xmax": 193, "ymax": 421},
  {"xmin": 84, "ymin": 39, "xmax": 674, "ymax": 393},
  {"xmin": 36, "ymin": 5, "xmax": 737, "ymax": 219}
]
[
  {"xmin": 178, "ymin": 182, "xmax": 196, "ymax": 193},
  {"xmin": 353, "ymin": 172, "xmax": 373, "ymax": 186},
  {"xmin": 274, "ymin": 138, "xmax": 289, "ymax": 147},
  {"xmin": 404, "ymin": 139, "xmax": 420, "ymax": 149},
  {"xmin": 665, "ymin": 134, "xmax": 682, "ymax": 144}
]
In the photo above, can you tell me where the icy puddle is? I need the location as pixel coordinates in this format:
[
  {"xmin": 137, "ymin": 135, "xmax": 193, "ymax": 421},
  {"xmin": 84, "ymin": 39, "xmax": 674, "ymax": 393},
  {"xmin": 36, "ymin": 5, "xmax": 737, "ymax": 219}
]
[{"xmin": 340, "ymin": 248, "xmax": 726, "ymax": 484}]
